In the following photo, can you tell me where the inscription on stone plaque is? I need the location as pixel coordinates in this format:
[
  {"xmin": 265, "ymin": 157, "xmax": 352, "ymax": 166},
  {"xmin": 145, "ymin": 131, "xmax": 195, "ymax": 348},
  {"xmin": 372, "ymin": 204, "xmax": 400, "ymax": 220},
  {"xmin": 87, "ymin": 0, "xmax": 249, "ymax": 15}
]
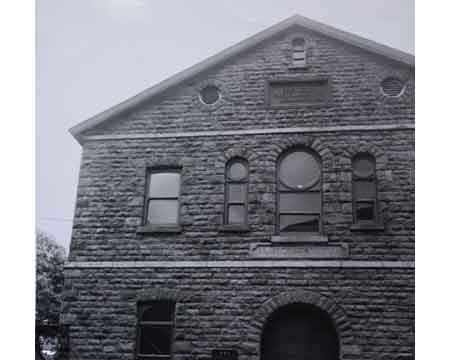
[
  {"xmin": 267, "ymin": 78, "xmax": 330, "ymax": 107},
  {"xmin": 250, "ymin": 243, "xmax": 348, "ymax": 259},
  {"xmin": 212, "ymin": 349, "xmax": 238, "ymax": 360}
]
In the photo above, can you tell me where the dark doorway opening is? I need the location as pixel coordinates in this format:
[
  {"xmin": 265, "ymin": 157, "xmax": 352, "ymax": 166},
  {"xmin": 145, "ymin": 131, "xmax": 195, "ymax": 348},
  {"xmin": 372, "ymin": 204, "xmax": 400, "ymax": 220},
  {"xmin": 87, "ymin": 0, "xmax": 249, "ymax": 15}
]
[{"xmin": 261, "ymin": 302, "xmax": 339, "ymax": 360}]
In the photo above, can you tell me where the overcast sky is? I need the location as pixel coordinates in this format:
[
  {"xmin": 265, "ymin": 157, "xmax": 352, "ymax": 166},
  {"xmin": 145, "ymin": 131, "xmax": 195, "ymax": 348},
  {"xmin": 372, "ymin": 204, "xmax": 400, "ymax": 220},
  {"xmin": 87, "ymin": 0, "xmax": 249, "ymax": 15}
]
[{"xmin": 36, "ymin": 0, "xmax": 414, "ymax": 250}]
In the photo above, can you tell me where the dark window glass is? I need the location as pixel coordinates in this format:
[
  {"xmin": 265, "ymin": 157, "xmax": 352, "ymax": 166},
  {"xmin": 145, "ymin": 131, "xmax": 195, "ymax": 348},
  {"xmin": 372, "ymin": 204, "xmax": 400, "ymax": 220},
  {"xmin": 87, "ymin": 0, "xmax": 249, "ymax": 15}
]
[
  {"xmin": 145, "ymin": 170, "xmax": 181, "ymax": 226},
  {"xmin": 140, "ymin": 326, "xmax": 172, "ymax": 355},
  {"xmin": 225, "ymin": 159, "xmax": 248, "ymax": 225},
  {"xmin": 280, "ymin": 214, "xmax": 320, "ymax": 232},
  {"xmin": 200, "ymin": 85, "xmax": 220, "ymax": 104},
  {"xmin": 356, "ymin": 201, "xmax": 375, "ymax": 221},
  {"xmin": 277, "ymin": 149, "xmax": 322, "ymax": 234},
  {"xmin": 141, "ymin": 301, "xmax": 174, "ymax": 322},
  {"xmin": 352, "ymin": 154, "xmax": 377, "ymax": 223},
  {"xmin": 137, "ymin": 301, "xmax": 175, "ymax": 359}
]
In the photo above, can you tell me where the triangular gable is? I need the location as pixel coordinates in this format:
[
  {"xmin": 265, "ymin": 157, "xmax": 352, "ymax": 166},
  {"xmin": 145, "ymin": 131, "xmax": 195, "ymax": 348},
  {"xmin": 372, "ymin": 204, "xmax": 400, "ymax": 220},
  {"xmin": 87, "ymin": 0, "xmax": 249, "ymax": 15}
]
[{"xmin": 70, "ymin": 14, "xmax": 414, "ymax": 144}]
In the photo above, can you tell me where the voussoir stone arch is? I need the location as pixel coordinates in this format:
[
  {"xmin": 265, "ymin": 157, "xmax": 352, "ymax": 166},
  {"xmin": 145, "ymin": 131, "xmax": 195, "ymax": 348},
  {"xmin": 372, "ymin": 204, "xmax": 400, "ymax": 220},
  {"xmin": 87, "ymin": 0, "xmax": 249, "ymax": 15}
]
[
  {"xmin": 217, "ymin": 146, "xmax": 259, "ymax": 166},
  {"xmin": 138, "ymin": 156, "xmax": 184, "ymax": 170},
  {"xmin": 240, "ymin": 289, "xmax": 359, "ymax": 360},
  {"xmin": 123, "ymin": 287, "xmax": 196, "ymax": 324},
  {"xmin": 215, "ymin": 145, "xmax": 259, "ymax": 184},
  {"xmin": 268, "ymin": 134, "xmax": 333, "ymax": 168},
  {"xmin": 341, "ymin": 142, "xmax": 387, "ymax": 170},
  {"xmin": 135, "ymin": 288, "xmax": 195, "ymax": 303}
]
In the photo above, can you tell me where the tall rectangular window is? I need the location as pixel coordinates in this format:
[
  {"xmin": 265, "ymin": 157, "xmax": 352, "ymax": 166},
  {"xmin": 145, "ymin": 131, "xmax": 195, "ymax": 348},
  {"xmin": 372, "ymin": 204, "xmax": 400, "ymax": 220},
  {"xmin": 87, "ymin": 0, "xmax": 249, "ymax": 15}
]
[
  {"xmin": 352, "ymin": 154, "xmax": 377, "ymax": 224},
  {"xmin": 136, "ymin": 301, "xmax": 175, "ymax": 360},
  {"xmin": 145, "ymin": 170, "xmax": 181, "ymax": 226},
  {"xmin": 224, "ymin": 159, "xmax": 249, "ymax": 225}
]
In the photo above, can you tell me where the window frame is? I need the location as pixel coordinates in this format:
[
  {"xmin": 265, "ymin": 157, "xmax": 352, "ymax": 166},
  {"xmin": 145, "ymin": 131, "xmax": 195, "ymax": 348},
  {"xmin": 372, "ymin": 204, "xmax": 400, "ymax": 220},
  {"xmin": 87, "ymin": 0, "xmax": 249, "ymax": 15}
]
[
  {"xmin": 135, "ymin": 300, "xmax": 176, "ymax": 360},
  {"xmin": 291, "ymin": 37, "xmax": 307, "ymax": 68},
  {"xmin": 199, "ymin": 85, "xmax": 221, "ymax": 105},
  {"xmin": 276, "ymin": 148, "xmax": 322, "ymax": 235},
  {"xmin": 143, "ymin": 167, "xmax": 182, "ymax": 227},
  {"xmin": 352, "ymin": 154, "xmax": 378, "ymax": 225},
  {"xmin": 224, "ymin": 158, "xmax": 249, "ymax": 226}
]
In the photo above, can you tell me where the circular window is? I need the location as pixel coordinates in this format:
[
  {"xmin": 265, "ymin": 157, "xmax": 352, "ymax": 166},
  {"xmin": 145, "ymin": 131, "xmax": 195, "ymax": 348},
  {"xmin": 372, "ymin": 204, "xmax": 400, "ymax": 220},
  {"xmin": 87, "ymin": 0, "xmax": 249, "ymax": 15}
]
[
  {"xmin": 279, "ymin": 151, "xmax": 321, "ymax": 189},
  {"xmin": 228, "ymin": 161, "xmax": 248, "ymax": 181},
  {"xmin": 353, "ymin": 155, "xmax": 375, "ymax": 178},
  {"xmin": 380, "ymin": 77, "xmax": 405, "ymax": 97},
  {"xmin": 199, "ymin": 85, "xmax": 220, "ymax": 105}
]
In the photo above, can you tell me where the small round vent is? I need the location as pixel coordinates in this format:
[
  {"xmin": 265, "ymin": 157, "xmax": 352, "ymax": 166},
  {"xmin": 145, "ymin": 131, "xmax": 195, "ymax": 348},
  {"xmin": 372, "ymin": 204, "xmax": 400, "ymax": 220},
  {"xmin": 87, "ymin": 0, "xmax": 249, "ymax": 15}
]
[
  {"xmin": 380, "ymin": 77, "xmax": 405, "ymax": 97},
  {"xmin": 199, "ymin": 85, "xmax": 220, "ymax": 105}
]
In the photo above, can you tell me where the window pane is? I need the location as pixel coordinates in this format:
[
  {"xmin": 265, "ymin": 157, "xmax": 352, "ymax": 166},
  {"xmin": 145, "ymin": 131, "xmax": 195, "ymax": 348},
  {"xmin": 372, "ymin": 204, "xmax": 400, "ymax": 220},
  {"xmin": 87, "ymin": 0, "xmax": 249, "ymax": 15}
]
[
  {"xmin": 279, "ymin": 193, "xmax": 321, "ymax": 212},
  {"xmin": 140, "ymin": 325, "xmax": 172, "ymax": 355},
  {"xmin": 354, "ymin": 180, "xmax": 376, "ymax": 199},
  {"xmin": 141, "ymin": 301, "xmax": 174, "ymax": 322},
  {"xmin": 228, "ymin": 162, "xmax": 248, "ymax": 181},
  {"xmin": 228, "ymin": 205, "xmax": 246, "ymax": 224},
  {"xmin": 356, "ymin": 201, "xmax": 375, "ymax": 221},
  {"xmin": 228, "ymin": 184, "xmax": 246, "ymax": 203},
  {"xmin": 148, "ymin": 200, "xmax": 179, "ymax": 224},
  {"xmin": 200, "ymin": 85, "xmax": 220, "ymax": 105},
  {"xmin": 353, "ymin": 156, "xmax": 375, "ymax": 178},
  {"xmin": 279, "ymin": 151, "xmax": 320, "ymax": 189},
  {"xmin": 149, "ymin": 173, "xmax": 180, "ymax": 197},
  {"xmin": 280, "ymin": 214, "xmax": 319, "ymax": 232}
]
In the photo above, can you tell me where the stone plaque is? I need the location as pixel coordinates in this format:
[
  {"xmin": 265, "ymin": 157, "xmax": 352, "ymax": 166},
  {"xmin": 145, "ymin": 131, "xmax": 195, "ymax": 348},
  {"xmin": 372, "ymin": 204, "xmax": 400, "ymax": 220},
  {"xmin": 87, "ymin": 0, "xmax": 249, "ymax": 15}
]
[
  {"xmin": 212, "ymin": 349, "xmax": 238, "ymax": 360},
  {"xmin": 267, "ymin": 78, "xmax": 330, "ymax": 107},
  {"xmin": 250, "ymin": 243, "xmax": 348, "ymax": 259}
]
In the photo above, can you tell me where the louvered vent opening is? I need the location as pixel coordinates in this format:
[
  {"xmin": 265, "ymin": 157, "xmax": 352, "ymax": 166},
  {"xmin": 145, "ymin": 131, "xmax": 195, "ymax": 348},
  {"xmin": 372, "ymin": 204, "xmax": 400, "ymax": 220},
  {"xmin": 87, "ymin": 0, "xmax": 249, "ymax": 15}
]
[
  {"xmin": 291, "ymin": 38, "xmax": 307, "ymax": 68},
  {"xmin": 381, "ymin": 77, "xmax": 405, "ymax": 97}
]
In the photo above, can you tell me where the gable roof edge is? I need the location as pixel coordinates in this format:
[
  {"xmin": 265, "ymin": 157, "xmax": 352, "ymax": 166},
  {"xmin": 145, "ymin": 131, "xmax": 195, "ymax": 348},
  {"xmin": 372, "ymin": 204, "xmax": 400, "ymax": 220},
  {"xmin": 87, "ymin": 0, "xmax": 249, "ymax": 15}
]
[{"xmin": 70, "ymin": 14, "xmax": 414, "ymax": 144}]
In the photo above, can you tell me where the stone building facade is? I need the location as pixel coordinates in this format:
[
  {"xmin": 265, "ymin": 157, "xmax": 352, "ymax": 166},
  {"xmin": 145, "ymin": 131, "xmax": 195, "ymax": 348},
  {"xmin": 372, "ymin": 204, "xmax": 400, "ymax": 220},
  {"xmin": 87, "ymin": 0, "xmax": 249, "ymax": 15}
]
[{"xmin": 63, "ymin": 15, "xmax": 414, "ymax": 360}]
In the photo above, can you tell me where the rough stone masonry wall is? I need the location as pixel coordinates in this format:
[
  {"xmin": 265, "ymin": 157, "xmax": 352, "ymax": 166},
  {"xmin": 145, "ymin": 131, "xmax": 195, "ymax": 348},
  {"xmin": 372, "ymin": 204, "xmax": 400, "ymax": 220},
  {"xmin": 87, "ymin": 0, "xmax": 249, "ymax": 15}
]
[
  {"xmin": 62, "ymin": 267, "xmax": 414, "ymax": 360},
  {"xmin": 70, "ymin": 129, "xmax": 414, "ymax": 262},
  {"xmin": 66, "ymin": 25, "xmax": 415, "ymax": 360},
  {"xmin": 83, "ymin": 27, "xmax": 414, "ymax": 137}
]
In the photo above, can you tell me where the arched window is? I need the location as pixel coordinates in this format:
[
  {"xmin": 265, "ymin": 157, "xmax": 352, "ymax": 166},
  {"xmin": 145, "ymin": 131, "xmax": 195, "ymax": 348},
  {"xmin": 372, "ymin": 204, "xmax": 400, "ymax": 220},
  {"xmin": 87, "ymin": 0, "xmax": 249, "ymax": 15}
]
[
  {"xmin": 224, "ymin": 158, "xmax": 249, "ymax": 225},
  {"xmin": 136, "ymin": 300, "xmax": 175, "ymax": 360},
  {"xmin": 352, "ymin": 153, "xmax": 377, "ymax": 224},
  {"xmin": 292, "ymin": 38, "xmax": 306, "ymax": 68},
  {"xmin": 277, "ymin": 149, "xmax": 322, "ymax": 233}
]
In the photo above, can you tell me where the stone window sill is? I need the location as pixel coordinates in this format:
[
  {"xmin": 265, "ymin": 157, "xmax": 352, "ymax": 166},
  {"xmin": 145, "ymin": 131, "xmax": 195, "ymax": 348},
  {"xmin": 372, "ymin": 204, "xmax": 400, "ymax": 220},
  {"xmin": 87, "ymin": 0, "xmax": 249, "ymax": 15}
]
[
  {"xmin": 271, "ymin": 233, "xmax": 328, "ymax": 244},
  {"xmin": 136, "ymin": 224, "xmax": 182, "ymax": 234},
  {"xmin": 350, "ymin": 222, "xmax": 385, "ymax": 232},
  {"xmin": 218, "ymin": 224, "xmax": 251, "ymax": 233}
]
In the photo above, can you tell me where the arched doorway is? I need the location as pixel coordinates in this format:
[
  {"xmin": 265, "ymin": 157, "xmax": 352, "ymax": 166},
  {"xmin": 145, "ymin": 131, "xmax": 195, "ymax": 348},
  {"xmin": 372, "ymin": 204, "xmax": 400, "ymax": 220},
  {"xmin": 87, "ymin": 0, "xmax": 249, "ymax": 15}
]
[{"xmin": 260, "ymin": 302, "xmax": 339, "ymax": 360}]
